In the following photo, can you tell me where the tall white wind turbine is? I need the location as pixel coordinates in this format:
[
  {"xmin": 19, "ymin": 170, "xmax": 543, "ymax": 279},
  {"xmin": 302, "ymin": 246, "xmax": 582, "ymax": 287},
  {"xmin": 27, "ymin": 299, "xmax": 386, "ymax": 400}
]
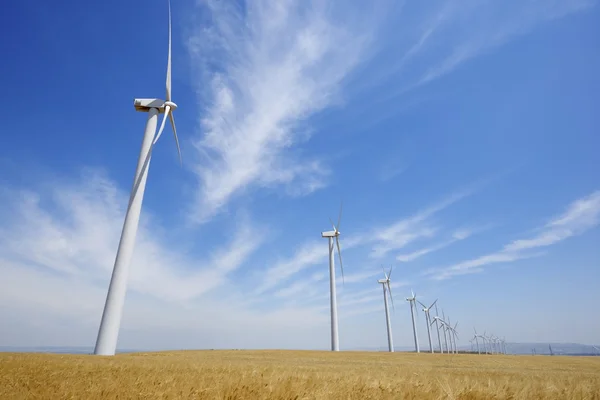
[
  {"xmin": 433, "ymin": 303, "xmax": 443, "ymax": 353},
  {"xmin": 406, "ymin": 290, "xmax": 420, "ymax": 353},
  {"xmin": 94, "ymin": 0, "xmax": 182, "ymax": 356},
  {"xmin": 451, "ymin": 321, "xmax": 459, "ymax": 354},
  {"xmin": 473, "ymin": 328, "xmax": 481, "ymax": 354},
  {"xmin": 439, "ymin": 318, "xmax": 450, "ymax": 354},
  {"xmin": 418, "ymin": 299, "xmax": 437, "ymax": 353},
  {"xmin": 321, "ymin": 203, "xmax": 344, "ymax": 351},
  {"xmin": 378, "ymin": 266, "xmax": 395, "ymax": 353}
]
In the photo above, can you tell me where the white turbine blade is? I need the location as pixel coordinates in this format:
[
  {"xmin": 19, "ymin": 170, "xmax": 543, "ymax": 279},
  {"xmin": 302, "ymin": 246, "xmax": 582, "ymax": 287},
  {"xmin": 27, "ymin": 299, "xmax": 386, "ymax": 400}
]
[
  {"xmin": 169, "ymin": 112, "xmax": 182, "ymax": 166},
  {"xmin": 335, "ymin": 235, "xmax": 344, "ymax": 285},
  {"xmin": 417, "ymin": 300, "xmax": 426, "ymax": 309},
  {"xmin": 388, "ymin": 264, "xmax": 393, "ymax": 279},
  {"xmin": 429, "ymin": 299, "xmax": 438, "ymax": 309},
  {"xmin": 336, "ymin": 200, "xmax": 343, "ymax": 231},
  {"xmin": 329, "ymin": 217, "xmax": 336, "ymax": 232},
  {"xmin": 166, "ymin": 0, "xmax": 172, "ymax": 102},
  {"xmin": 387, "ymin": 281, "xmax": 395, "ymax": 311},
  {"xmin": 152, "ymin": 106, "xmax": 171, "ymax": 145},
  {"xmin": 382, "ymin": 265, "xmax": 388, "ymax": 280}
]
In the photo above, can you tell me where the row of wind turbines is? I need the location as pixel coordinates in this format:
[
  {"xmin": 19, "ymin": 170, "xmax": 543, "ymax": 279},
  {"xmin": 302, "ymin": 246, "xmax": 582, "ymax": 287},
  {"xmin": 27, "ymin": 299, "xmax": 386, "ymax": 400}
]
[
  {"xmin": 378, "ymin": 266, "xmax": 460, "ymax": 354},
  {"xmin": 91, "ymin": 0, "xmax": 508, "ymax": 356},
  {"xmin": 321, "ymin": 205, "xmax": 510, "ymax": 355},
  {"xmin": 470, "ymin": 329, "xmax": 508, "ymax": 354}
]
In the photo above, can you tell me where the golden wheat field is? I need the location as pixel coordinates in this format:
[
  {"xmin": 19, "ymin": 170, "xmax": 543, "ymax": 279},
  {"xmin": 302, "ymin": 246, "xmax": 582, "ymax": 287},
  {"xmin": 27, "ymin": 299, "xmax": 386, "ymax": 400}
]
[{"xmin": 1, "ymin": 350, "xmax": 599, "ymax": 400}]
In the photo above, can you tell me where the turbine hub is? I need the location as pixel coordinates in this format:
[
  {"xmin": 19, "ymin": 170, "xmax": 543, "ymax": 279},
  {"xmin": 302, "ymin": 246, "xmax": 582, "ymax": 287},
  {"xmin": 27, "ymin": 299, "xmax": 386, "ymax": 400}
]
[{"xmin": 164, "ymin": 100, "xmax": 178, "ymax": 110}]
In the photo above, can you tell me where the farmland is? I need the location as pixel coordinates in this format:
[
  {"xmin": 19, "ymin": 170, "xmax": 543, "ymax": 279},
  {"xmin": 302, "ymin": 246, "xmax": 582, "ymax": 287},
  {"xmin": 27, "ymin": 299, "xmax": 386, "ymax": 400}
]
[{"xmin": 1, "ymin": 350, "xmax": 599, "ymax": 399}]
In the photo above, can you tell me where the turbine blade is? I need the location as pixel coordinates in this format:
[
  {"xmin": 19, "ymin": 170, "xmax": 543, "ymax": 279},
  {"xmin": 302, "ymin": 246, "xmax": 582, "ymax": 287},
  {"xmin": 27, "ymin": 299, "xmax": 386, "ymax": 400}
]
[
  {"xmin": 387, "ymin": 282, "xmax": 395, "ymax": 311},
  {"xmin": 336, "ymin": 200, "xmax": 343, "ymax": 231},
  {"xmin": 166, "ymin": 0, "xmax": 172, "ymax": 102},
  {"xmin": 417, "ymin": 300, "xmax": 426, "ymax": 309},
  {"xmin": 329, "ymin": 217, "xmax": 336, "ymax": 232},
  {"xmin": 388, "ymin": 264, "xmax": 393, "ymax": 279},
  {"xmin": 429, "ymin": 299, "xmax": 438, "ymax": 309},
  {"xmin": 169, "ymin": 112, "xmax": 182, "ymax": 166},
  {"xmin": 152, "ymin": 106, "xmax": 171, "ymax": 145},
  {"xmin": 335, "ymin": 235, "xmax": 344, "ymax": 285},
  {"xmin": 382, "ymin": 265, "xmax": 387, "ymax": 280}
]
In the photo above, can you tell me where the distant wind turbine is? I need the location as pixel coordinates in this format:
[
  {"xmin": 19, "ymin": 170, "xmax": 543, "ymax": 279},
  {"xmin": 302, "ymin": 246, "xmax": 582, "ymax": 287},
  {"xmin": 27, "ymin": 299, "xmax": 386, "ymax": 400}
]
[
  {"xmin": 473, "ymin": 328, "xmax": 481, "ymax": 354},
  {"xmin": 433, "ymin": 303, "xmax": 443, "ymax": 353},
  {"xmin": 418, "ymin": 299, "xmax": 437, "ymax": 353},
  {"xmin": 321, "ymin": 203, "xmax": 344, "ymax": 351},
  {"xmin": 378, "ymin": 266, "xmax": 395, "ymax": 352},
  {"xmin": 406, "ymin": 290, "xmax": 420, "ymax": 353},
  {"xmin": 94, "ymin": 0, "xmax": 182, "ymax": 357}
]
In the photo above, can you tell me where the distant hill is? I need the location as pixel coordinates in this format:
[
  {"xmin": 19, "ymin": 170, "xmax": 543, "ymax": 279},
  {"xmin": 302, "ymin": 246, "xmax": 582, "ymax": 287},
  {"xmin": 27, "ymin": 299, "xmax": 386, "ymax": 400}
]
[
  {"xmin": 1, "ymin": 343, "xmax": 599, "ymax": 356},
  {"xmin": 351, "ymin": 343, "xmax": 600, "ymax": 356}
]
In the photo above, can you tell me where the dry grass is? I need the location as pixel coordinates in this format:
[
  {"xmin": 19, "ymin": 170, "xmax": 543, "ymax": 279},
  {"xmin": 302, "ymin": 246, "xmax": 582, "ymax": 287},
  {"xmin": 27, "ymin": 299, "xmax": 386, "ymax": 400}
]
[{"xmin": 1, "ymin": 350, "xmax": 599, "ymax": 399}]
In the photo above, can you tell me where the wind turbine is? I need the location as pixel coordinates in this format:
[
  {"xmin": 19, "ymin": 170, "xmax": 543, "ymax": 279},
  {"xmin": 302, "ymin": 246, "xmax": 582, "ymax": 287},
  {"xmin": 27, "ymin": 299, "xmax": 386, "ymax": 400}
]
[
  {"xmin": 433, "ymin": 303, "xmax": 443, "ymax": 353},
  {"xmin": 406, "ymin": 290, "xmax": 420, "ymax": 353},
  {"xmin": 378, "ymin": 266, "xmax": 395, "ymax": 352},
  {"xmin": 436, "ymin": 317, "xmax": 450, "ymax": 354},
  {"xmin": 444, "ymin": 317, "xmax": 455, "ymax": 354},
  {"xmin": 451, "ymin": 321, "xmax": 459, "ymax": 354},
  {"xmin": 94, "ymin": 0, "xmax": 182, "ymax": 356},
  {"xmin": 473, "ymin": 328, "xmax": 481, "ymax": 354},
  {"xmin": 321, "ymin": 203, "xmax": 344, "ymax": 351},
  {"xmin": 418, "ymin": 299, "xmax": 437, "ymax": 353},
  {"xmin": 481, "ymin": 332, "xmax": 489, "ymax": 354}
]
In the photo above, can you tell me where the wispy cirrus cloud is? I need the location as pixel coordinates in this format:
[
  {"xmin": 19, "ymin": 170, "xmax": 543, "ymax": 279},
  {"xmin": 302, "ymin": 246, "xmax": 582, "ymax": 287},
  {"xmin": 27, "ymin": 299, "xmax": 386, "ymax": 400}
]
[
  {"xmin": 364, "ymin": 187, "xmax": 476, "ymax": 259},
  {"xmin": 396, "ymin": 225, "xmax": 491, "ymax": 262},
  {"xmin": 254, "ymin": 186, "xmax": 478, "ymax": 295},
  {"xmin": 0, "ymin": 169, "xmax": 264, "ymax": 303},
  {"xmin": 428, "ymin": 190, "xmax": 600, "ymax": 280},
  {"xmin": 187, "ymin": 0, "xmax": 378, "ymax": 223},
  {"xmin": 415, "ymin": 0, "xmax": 596, "ymax": 86},
  {"xmin": 357, "ymin": 0, "xmax": 596, "ymax": 105}
]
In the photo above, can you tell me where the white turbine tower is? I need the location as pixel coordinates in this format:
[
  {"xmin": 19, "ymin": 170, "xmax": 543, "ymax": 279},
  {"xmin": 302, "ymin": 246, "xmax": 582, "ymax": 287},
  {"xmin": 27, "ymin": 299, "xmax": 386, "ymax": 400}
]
[
  {"xmin": 406, "ymin": 290, "xmax": 420, "ymax": 353},
  {"xmin": 430, "ymin": 316, "xmax": 444, "ymax": 353},
  {"xmin": 418, "ymin": 299, "xmax": 438, "ymax": 353},
  {"xmin": 94, "ymin": 0, "xmax": 182, "ymax": 357},
  {"xmin": 321, "ymin": 204, "xmax": 344, "ymax": 351},
  {"xmin": 378, "ymin": 266, "xmax": 395, "ymax": 353},
  {"xmin": 451, "ymin": 321, "xmax": 459, "ymax": 354},
  {"xmin": 439, "ymin": 318, "xmax": 450, "ymax": 354},
  {"xmin": 433, "ymin": 303, "xmax": 443, "ymax": 353},
  {"xmin": 473, "ymin": 328, "xmax": 481, "ymax": 354}
]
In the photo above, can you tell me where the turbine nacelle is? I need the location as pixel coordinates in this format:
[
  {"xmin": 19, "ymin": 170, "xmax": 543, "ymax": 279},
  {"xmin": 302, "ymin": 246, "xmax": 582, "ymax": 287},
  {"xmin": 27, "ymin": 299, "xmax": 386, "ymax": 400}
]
[
  {"xmin": 321, "ymin": 230, "xmax": 339, "ymax": 238},
  {"xmin": 134, "ymin": 98, "xmax": 178, "ymax": 113}
]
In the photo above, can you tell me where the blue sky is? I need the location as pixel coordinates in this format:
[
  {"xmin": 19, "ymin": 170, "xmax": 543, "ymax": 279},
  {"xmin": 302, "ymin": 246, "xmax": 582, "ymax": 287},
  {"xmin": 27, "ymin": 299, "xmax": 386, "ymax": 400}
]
[{"xmin": 0, "ymin": 0, "xmax": 599, "ymax": 351}]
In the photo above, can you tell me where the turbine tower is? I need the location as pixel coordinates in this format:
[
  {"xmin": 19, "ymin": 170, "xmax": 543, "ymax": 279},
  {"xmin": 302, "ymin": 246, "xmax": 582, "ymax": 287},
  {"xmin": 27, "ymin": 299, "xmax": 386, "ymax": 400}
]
[
  {"xmin": 418, "ymin": 299, "xmax": 437, "ymax": 353},
  {"xmin": 94, "ymin": 0, "xmax": 182, "ymax": 356},
  {"xmin": 378, "ymin": 266, "xmax": 395, "ymax": 353},
  {"xmin": 433, "ymin": 303, "xmax": 443, "ymax": 353},
  {"xmin": 321, "ymin": 203, "xmax": 344, "ymax": 351},
  {"xmin": 406, "ymin": 290, "xmax": 420, "ymax": 353},
  {"xmin": 451, "ymin": 321, "xmax": 459, "ymax": 354},
  {"xmin": 473, "ymin": 328, "xmax": 481, "ymax": 354}
]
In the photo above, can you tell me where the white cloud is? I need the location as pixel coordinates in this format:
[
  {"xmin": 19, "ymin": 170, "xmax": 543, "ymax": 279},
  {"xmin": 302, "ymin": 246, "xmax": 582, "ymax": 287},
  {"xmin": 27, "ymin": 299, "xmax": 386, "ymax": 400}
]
[
  {"xmin": 187, "ymin": 0, "xmax": 376, "ymax": 223},
  {"xmin": 396, "ymin": 226, "xmax": 482, "ymax": 262},
  {"xmin": 414, "ymin": 0, "xmax": 596, "ymax": 86},
  {"xmin": 0, "ymin": 169, "xmax": 264, "ymax": 304},
  {"xmin": 365, "ymin": 187, "xmax": 476, "ymax": 259},
  {"xmin": 428, "ymin": 190, "xmax": 600, "ymax": 280},
  {"xmin": 254, "ymin": 241, "xmax": 327, "ymax": 295}
]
